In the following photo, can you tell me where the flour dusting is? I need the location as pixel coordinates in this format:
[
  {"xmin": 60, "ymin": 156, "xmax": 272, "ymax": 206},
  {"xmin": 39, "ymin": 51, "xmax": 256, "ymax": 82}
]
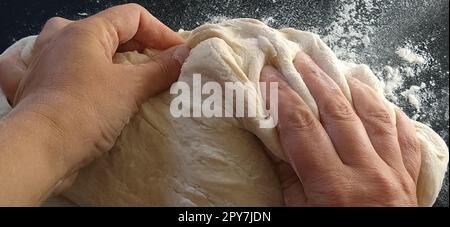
[
  {"xmin": 207, "ymin": 15, "xmax": 230, "ymax": 24},
  {"xmin": 400, "ymin": 83, "xmax": 427, "ymax": 119},
  {"xmin": 321, "ymin": 0, "xmax": 376, "ymax": 62},
  {"xmin": 317, "ymin": 0, "xmax": 447, "ymax": 128},
  {"xmin": 396, "ymin": 47, "xmax": 426, "ymax": 65}
]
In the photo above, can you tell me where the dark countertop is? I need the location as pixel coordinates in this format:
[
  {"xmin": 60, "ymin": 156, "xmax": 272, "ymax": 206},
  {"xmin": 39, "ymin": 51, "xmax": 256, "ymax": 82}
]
[{"xmin": 0, "ymin": 0, "xmax": 448, "ymax": 206}]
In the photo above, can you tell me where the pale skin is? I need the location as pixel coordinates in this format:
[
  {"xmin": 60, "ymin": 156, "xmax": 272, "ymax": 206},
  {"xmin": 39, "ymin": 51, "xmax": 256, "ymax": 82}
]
[{"xmin": 0, "ymin": 4, "xmax": 420, "ymax": 206}]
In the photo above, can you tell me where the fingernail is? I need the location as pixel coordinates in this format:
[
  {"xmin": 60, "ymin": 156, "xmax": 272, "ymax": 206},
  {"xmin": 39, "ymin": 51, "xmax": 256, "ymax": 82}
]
[{"xmin": 172, "ymin": 44, "xmax": 190, "ymax": 64}]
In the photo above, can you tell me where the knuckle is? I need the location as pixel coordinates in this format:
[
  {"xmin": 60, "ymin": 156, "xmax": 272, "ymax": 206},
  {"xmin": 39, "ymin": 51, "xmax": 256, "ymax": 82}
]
[
  {"xmin": 363, "ymin": 110, "xmax": 396, "ymax": 136},
  {"xmin": 45, "ymin": 17, "xmax": 63, "ymax": 25},
  {"xmin": 371, "ymin": 125, "xmax": 396, "ymax": 139},
  {"xmin": 321, "ymin": 98, "xmax": 357, "ymax": 121},
  {"xmin": 61, "ymin": 23, "xmax": 98, "ymax": 41},
  {"xmin": 283, "ymin": 106, "xmax": 317, "ymax": 132},
  {"xmin": 38, "ymin": 17, "xmax": 69, "ymax": 47},
  {"xmin": 44, "ymin": 17, "xmax": 67, "ymax": 29},
  {"xmin": 370, "ymin": 171, "xmax": 399, "ymax": 198},
  {"xmin": 365, "ymin": 110, "xmax": 393, "ymax": 125},
  {"xmin": 64, "ymin": 19, "xmax": 119, "ymax": 54},
  {"xmin": 370, "ymin": 169, "xmax": 415, "ymax": 205},
  {"xmin": 306, "ymin": 172, "xmax": 352, "ymax": 205},
  {"xmin": 63, "ymin": 23, "xmax": 88, "ymax": 34},
  {"xmin": 124, "ymin": 3, "xmax": 144, "ymax": 10},
  {"xmin": 400, "ymin": 133, "xmax": 419, "ymax": 152}
]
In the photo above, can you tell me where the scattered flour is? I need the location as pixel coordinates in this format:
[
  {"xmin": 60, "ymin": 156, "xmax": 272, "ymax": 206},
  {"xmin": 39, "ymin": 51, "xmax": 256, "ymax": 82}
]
[
  {"xmin": 380, "ymin": 66, "xmax": 404, "ymax": 103},
  {"xmin": 378, "ymin": 42, "xmax": 432, "ymax": 116},
  {"xmin": 207, "ymin": 15, "xmax": 230, "ymax": 24},
  {"xmin": 321, "ymin": 0, "xmax": 376, "ymax": 62},
  {"xmin": 261, "ymin": 16, "xmax": 276, "ymax": 26},
  {"xmin": 400, "ymin": 83, "xmax": 427, "ymax": 119},
  {"xmin": 396, "ymin": 47, "xmax": 426, "ymax": 65},
  {"xmin": 318, "ymin": 0, "xmax": 438, "ymax": 118}
]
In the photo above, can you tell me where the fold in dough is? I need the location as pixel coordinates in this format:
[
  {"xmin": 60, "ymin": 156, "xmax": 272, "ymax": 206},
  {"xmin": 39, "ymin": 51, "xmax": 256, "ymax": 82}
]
[{"xmin": 14, "ymin": 19, "xmax": 448, "ymax": 206}]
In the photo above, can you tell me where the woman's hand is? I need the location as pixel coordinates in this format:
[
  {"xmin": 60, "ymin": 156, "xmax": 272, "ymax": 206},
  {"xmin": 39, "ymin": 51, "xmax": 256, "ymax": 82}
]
[
  {"xmin": 0, "ymin": 4, "xmax": 189, "ymax": 205},
  {"xmin": 260, "ymin": 51, "xmax": 421, "ymax": 206}
]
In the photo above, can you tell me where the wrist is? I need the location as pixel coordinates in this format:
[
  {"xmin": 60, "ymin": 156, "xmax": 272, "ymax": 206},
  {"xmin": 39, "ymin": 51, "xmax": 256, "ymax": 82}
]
[
  {"xmin": 14, "ymin": 94, "xmax": 95, "ymax": 175},
  {"xmin": 0, "ymin": 107, "xmax": 69, "ymax": 205}
]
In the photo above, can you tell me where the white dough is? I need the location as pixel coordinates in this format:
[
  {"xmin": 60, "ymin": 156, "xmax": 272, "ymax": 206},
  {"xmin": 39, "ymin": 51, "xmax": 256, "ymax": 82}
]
[{"xmin": 1, "ymin": 19, "xmax": 448, "ymax": 206}]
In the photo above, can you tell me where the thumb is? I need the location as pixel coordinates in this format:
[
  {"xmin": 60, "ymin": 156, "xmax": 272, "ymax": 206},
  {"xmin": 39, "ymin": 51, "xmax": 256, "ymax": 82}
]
[{"xmin": 120, "ymin": 44, "xmax": 190, "ymax": 103}]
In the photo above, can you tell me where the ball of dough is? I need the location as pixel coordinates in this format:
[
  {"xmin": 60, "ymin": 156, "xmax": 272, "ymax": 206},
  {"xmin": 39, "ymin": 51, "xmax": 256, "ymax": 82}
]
[{"xmin": 8, "ymin": 19, "xmax": 449, "ymax": 207}]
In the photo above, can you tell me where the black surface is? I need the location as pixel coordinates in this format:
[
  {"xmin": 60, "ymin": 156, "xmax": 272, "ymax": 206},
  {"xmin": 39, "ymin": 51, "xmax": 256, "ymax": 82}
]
[{"xmin": 0, "ymin": 0, "xmax": 448, "ymax": 206}]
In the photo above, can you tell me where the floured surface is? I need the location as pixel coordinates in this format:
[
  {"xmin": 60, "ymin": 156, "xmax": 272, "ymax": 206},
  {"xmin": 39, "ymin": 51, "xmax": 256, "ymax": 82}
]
[{"xmin": 1, "ymin": 18, "xmax": 448, "ymax": 206}]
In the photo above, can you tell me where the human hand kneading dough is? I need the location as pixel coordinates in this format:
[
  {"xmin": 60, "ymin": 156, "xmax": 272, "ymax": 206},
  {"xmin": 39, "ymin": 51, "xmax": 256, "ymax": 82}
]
[
  {"xmin": 260, "ymin": 51, "xmax": 421, "ymax": 206},
  {"xmin": 0, "ymin": 4, "xmax": 189, "ymax": 205},
  {"xmin": 0, "ymin": 4, "xmax": 420, "ymax": 207}
]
